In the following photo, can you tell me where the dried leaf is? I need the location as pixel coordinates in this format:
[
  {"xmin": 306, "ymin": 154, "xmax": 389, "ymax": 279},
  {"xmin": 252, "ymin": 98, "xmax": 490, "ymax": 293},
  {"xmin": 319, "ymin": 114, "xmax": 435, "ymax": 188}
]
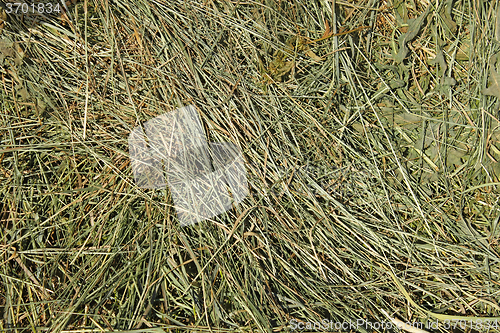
[
  {"xmin": 431, "ymin": 48, "xmax": 456, "ymax": 93},
  {"xmin": 0, "ymin": 8, "xmax": 6, "ymax": 33},
  {"xmin": 441, "ymin": 0, "xmax": 457, "ymax": 35},
  {"xmin": 393, "ymin": 0, "xmax": 408, "ymax": 25},
  {"xmin": 482, "ymin": 54, "xmax": 500, "ymax": 100},
  {"xmin": 322, "ymin": 20, "xmax": 331, "ymax": 39},
  {"xmin": 447, "ymin": 149, "xmax": 464, "ymax": 167},
  {"xmin": 394, "ymin": 5, "xmax": 430, "ymax": 63},
  {"xmin": 430, "ymin": 49, "xmax": 447, "ymax": 74},
  {"xmin": 305, "ymin": 49, "xmax": 322, "ymax": 62},
  {"xmin": 15, "ymin": 83, "xmax": 30, "ymax": 100},
  {"xmin": 496, "ymin": 5, "xmax": 500, "ymax": 43}
]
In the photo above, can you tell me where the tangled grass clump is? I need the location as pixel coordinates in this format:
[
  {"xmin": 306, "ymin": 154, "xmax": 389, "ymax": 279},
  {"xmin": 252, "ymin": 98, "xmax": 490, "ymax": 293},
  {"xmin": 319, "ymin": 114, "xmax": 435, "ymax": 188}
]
[{"xmin": 1, "ymin": 0, "xmax": 500, "ymax": 332}]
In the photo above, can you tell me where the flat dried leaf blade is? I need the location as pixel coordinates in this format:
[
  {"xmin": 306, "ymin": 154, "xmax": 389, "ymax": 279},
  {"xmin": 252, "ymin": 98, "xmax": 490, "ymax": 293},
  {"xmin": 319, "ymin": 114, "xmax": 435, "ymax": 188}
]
[{"xmin": 482, "ymin": 69, "xmax": 500, "ymax": 100}]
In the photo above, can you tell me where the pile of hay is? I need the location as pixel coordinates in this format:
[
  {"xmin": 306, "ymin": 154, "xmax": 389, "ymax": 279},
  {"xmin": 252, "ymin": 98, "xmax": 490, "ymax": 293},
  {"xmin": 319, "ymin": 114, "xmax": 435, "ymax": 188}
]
[{"xmin": 1, "ymin": 0, "xmax": 499, "ymax": 331}]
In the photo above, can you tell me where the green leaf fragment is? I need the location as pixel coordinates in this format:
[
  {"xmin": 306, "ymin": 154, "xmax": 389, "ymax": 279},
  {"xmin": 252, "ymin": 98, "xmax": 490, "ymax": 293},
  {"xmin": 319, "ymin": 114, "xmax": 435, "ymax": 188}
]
[
  {"xmin": 441, "ymin": 0, "xmax": 457, "ymax": 35},
  {"xmin": 496, "ymin": 4, "xmax": 500, "ymax": 43},
  {"xmin": 393, "ymin": 5, "xmax": 430, "ymax": 63},
  {"xmin": 482, "ymin": 53, "xmax": 500, "ymax": 100}
]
